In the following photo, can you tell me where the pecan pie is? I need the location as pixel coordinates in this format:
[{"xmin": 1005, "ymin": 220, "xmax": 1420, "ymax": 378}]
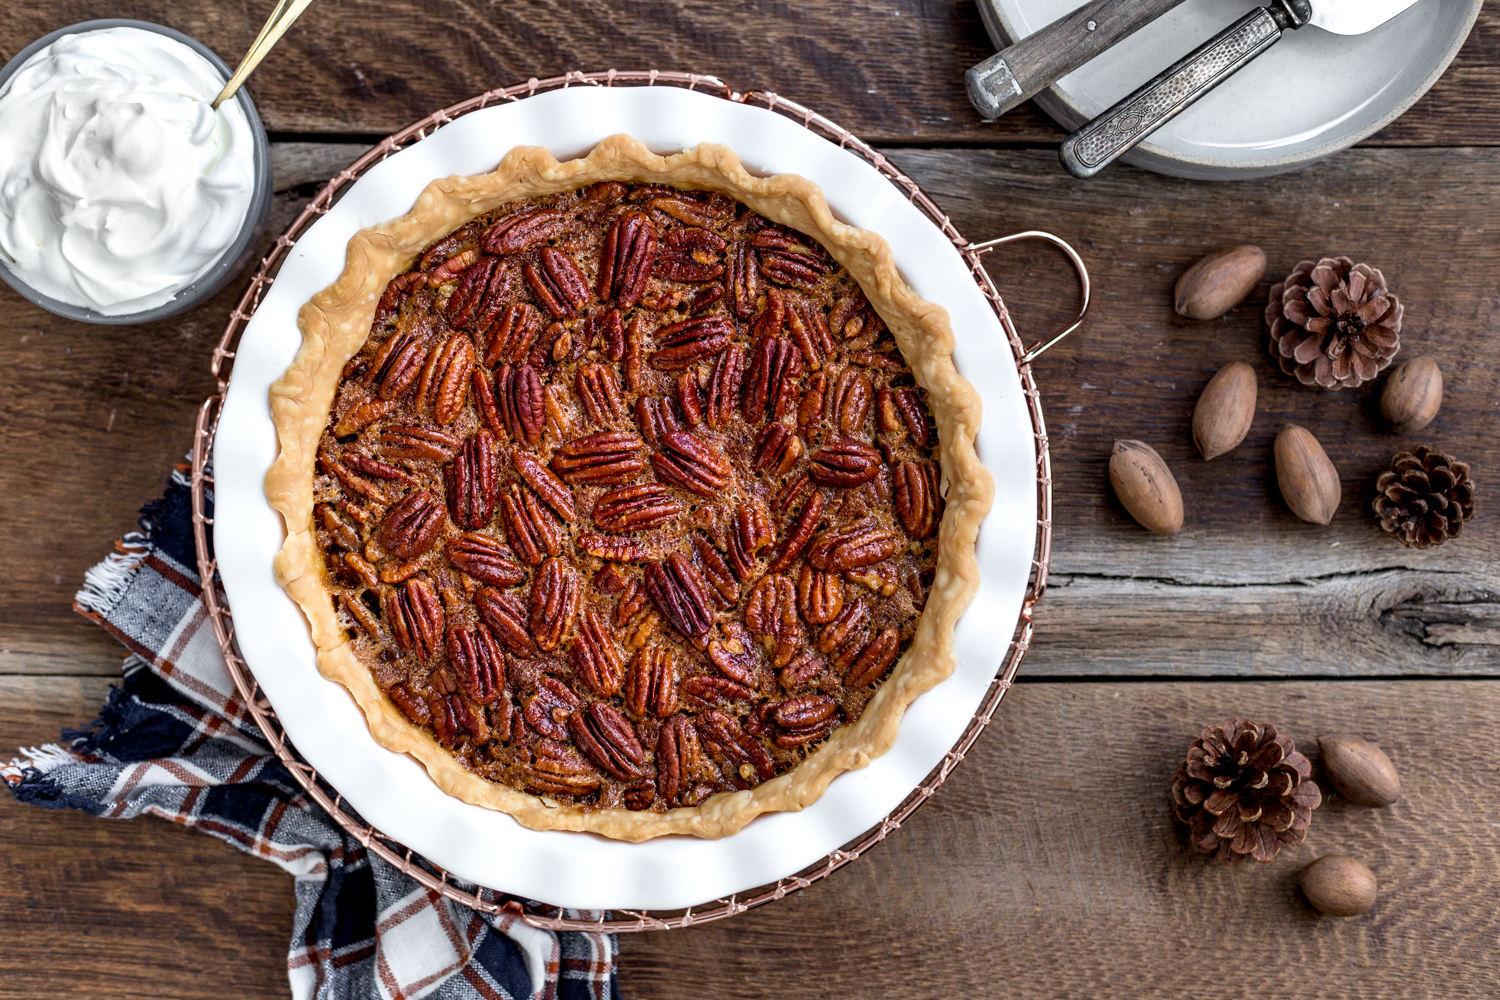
[{"xmin": 267, "ymin": 135, "xmax": 993, "ymax": 840}]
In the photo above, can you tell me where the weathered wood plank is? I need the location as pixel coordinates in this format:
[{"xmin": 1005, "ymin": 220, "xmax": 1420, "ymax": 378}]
[
  {"xmin": 0, "ymin": 1, "xmax": 1495, "ymax": 146},
  {"xmin": 887, "ymin": 146, "xmax": 1500, "ymax": 676},
  {"xmin": 619, "ymin": 679, "xmax": 1500, "ymax": 999}
]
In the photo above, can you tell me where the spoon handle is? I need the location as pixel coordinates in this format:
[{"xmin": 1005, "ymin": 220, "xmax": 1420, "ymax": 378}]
[{"xmin": 212, "ymin": 0, "xmax": 317, "ymax": 110}]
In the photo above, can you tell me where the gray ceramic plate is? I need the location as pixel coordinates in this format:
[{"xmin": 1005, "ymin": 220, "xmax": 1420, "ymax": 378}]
[
  {"xmin": 978, "ymin": 0, "xmax": 1484, "ymax": 179},
  {"xmin": 0, "ymin": 19, "xmax": 273, "ymax": 324}
]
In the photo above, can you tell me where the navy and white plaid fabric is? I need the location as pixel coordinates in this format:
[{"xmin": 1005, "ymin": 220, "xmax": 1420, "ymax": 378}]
[{"xmin": 3, "ymin": 466, "xmax": 622, "ymax": 1000}]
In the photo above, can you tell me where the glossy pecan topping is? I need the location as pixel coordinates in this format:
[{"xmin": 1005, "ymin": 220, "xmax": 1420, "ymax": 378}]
[
  {"xmin": 387, "ymin": 682, "xmax": 430, "ymax": 725},
  {"xmin": 846, "ymin": 628, "xmax": 901, "ymax": 688},
  {"xmin": 657, "ymin": 715, "xmax": 705, "ymax": 806},
  {"xmin": 445, "ymin": 255, "xmax": 499, "ymax": 330},
  {"xmin": 576, "ymin": 363, "xmax": 625, "ymax": 426},
  {"xmin": 342, "ymin": 452, "xmax": 413, "ymax": 483},
  {"xmin": 429, "ymin": 248, "xmax": 480, "ymax": 287},
  {"xmin": 492, "ymin": 363, "xmax": 545, "ymax": 447},
  {"xmin": 570, "ymin": 702, "xmax": 645, "ymax": 780},
  {"xmin": 596, "ymin": 211, "xmax": 656, "ymax": 308},
  {"xmin": 751, "ymin": 423, "xmax": 804, "ymax": 478},
  {"xmin": 650, "ymin": 315, "xmax": 735, "ymax": 370},
  {"xmin": 578, "ymin": 532, "xmax": 650, "ymax": 563},
  {"xmin": 378, "ymin": 490, "xmax": 445, "ymax": 559},
  {"xmin": 752, "ymin": 228, "xmax": 829, "ymax": 290},
  {"xmin": 798, "ymin": 373, "xmax": 826, "ymax": 432},
  {"xmin": 478, "ymin": 302, "xmax": 543, "ymax": 367},
  {"xmin": 419, "ymin": 221, "xmax": 481, "ymax": 271},
  {"xmin": 447, "ymin": 625, "xmax": 505, "ymax": 705},
  {"xmin": 728, "ymin": 239, "xmax": 761, "ymax": 319},
  {"xmin": 593, "ymin": 483, "xmax": 682, "ymax": 533},
  {"xmin": 368, "ymin": 330, "xmax": 426, "ymax": 400},
  {"xmin": 317, "ymin": 503, "xmax": 361, "ymax": 551},
  {"xmin": 624, "ymin": 644, "xmax": 678, "ymax": 718},
  {"xmin": 475, "ymin": 587, "xmax": 535, "ymax": 656},
  {"xmin": 383, "ymin": 578, "xmax": 444, "ymax": 661},
  {"xmin": 769, "ymin": 693, "xmax": 839, "ymax": 749},
  {"xmin": 676, "ymin": 372, "xmax": 704, "ymax": 425},
  {"xmin": 377, "ymin": 425, "xmax": 461, "ymax": 462},
  {"xmin": 551, "ymin": 430, "xmax": 646, "ymax": 486},
  {"xmin": 780, "ymin": 649, "xmax": 827, "ymax": 691},
  {"xmin": 697, "ymin": 709, "xmax": 775, "ymax": 788},
  {"xmin": 374, "ymin": 270, "xmax": 425, "ymax": 326},
  {"xmin": 483, "ymin": 208, "xmax": 565, "ymax": 255},
  {"xmin": 894, "ymin": 460, "xmax": 939, "ymax": 539},
  {"xmin": 682, "ymin": 674, "xmax": 754, "ymax": 708},
  {"xmin": 746, "ymin": 574, "xmax": 802, "ymax": 668},
  {"xmin": 656, "ymin": 227, "xmax": 726, "ymax": 282},
  {"xmin": 430, "ymin": 692, "xmax": 486, "ymax": 746},
  {"xmin": 808, "ymin": 518, "xmax": 901, "ymax": 573},
  {"xmin": 728, "ymin": 502, "xmax": 774, "ymax": 581},
  {"xmin": 788, "ymin": 300, "xmax": 836, "ymax": 368},
  {"xmin": 523, "ymin": 738, "xmax": 601, "ymax": 795},
  {"xmin": 704, "ymin": 343, "xmax": 746, "ymax": 430},
  {"xmin": 743, "ymin": 337, "xmax": 803, "ymax": 425},
  {"xmin": 511, "ymin": 451, "xmax": 576, "ymax": 521},
  {"xmin": 652, "ymin": 431, "xmax": 731, "ymax": 497},
  {"xmin": 808, "ymin": 437, "xmax": 881, "ymax": 488},
  {"xmin": 829, "ymin": 368, "xmax": 873, "ymax": 434},
  {"xmin": 644, "ymin": 552, "xmax": 715, "ymax": 638},
  {"xmin": 797, "ymin": 563, "xmax": 845, "ymax": 625},
  {"xmin": 445, "ymin": 532, "xmax": 525, "ymax": 587},
  {"xmin": 707, "ymin": 623, "xmax": 760, "ymax": 686},
  {"xmin": 524, "ymin": 247, "xmax": 591, "ymax": 319},
  {"xmin": 333, "ymin": 398, "xmax": 396, "ymax": 438},
  {"xmin": 635, "ymin": 188, "xmax": 735, "ymax": 227},
  {"xmin": 818, "ymin": 598, "xmax": 871, "ymax": 671},
  {"xmin": 442, "ymin": 430, "xmax": 498, "ymax": 529},
  {"xmin": 635, "ymin": 394, "xmax": 684, "ymax": 449},
  {"xmin": 573, "ymin": 608, "xmax": 626, "ymax": 696},
  {"xmin": 890, "ymin": 386, "xmax": 931, "ymax": 446},
  {"xmin": 752, "ymin": 287, "xmax": 786, "ymax": 340},
  {"xmin": 529, "ymin": 557, "xmax": 580, "ymax": 651},
  {"xmin": 691, "ymin": 534, "xmax": 738, "ymax": 608},
  {"xmin": 767, "ymin": 490, "xmax": 825, "ymax": 573},
  {"xmin": 523, "ymin": 677, "xmax": 580, "ymax": 740},
  {"xmin": 498, "ymin": 483, "xmax": 563, "ymax": 565}
]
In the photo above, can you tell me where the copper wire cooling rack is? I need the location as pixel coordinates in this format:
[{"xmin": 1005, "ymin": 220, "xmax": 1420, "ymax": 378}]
[{"xmin": 188, "ymin": 69, "xmax": 1088, "ymax": 933}]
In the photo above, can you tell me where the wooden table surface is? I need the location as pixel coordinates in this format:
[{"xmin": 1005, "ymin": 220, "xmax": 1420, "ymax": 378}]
[{"xmin": 4, "ymin": 3, "xmax": 1499, "ymax": 997}]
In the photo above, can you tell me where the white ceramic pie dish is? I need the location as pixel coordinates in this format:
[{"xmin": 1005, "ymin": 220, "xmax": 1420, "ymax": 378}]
[
  {"xmin": 979, "ymin": 0, "xmax": 1483, "ymax": 179},
  {"xmin": 213, "ymin": 84, "xmax": 1036, "ymax": 910}
]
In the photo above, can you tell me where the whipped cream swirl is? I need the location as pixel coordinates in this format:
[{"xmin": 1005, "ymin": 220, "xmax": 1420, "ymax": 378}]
[{"xmin": 0, "ymin": 26, "xmax": 256, "ymax": 316}]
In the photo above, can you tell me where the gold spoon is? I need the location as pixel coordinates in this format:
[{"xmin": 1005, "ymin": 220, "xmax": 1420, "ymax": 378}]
[{"xmin": 211, "ymin": 0, "xmax": 317, "ymax": 110}]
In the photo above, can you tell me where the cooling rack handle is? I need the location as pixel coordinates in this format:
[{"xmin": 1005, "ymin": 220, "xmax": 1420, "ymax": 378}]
[{"xmin": 966, "ymin": 230, "xmax": 1090, "ymax": 365}]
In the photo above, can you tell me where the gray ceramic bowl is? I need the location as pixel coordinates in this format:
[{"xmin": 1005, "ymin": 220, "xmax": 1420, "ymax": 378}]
[{"xmin": 0, "ymin": 19, "xmax": 273, "ymax": 324}]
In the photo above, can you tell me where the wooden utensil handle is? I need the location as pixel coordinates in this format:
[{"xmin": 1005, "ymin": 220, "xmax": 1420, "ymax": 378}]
[
  {"xmin": 1059, "ymin": 1, "xmax": 1310, "ymax": 178},
  {"xmin": 967, "ymin": 0, "xmax": 1190, "ymax": 119}
]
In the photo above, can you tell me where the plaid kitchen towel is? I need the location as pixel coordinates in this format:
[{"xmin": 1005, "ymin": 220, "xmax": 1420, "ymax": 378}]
[{"xmin": 3, "ymin": 464, "xmax": 623, "ymax": 1000}]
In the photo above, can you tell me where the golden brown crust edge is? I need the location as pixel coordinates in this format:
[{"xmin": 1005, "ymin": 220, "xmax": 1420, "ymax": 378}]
[{"xmin": 265, "ymin": 134, "xmax": 995, "ymax": 842}]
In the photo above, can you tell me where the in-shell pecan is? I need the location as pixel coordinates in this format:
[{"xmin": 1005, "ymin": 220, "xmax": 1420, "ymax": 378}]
[
  {"xmin": 705, "ymin": 343, "xmax": 746, "ymax": 430},
  {"xmin": 808, "ymin": 437, "xmax": 880, "ymax": 488},
  {"xmin": 797, "ymin": 563, "xmax": 845, "ymax": 624},
  {"xmin": 596, "ymin": 211, "xmax": 657, "ymax": 308},
  {"xmin": 377, "ymin": 425, "xmax": 461, "ymax": 462},
  {"xmin": 445, "ymin": 532, "xmax": 525, "ymax": 587},
  {"xmin": 493, "ymin": 363, "xmax": 545, "ymax": 448},
  {"xmin": 746, "ymin": 574, "xmax": 802, "ymax": 668},
  {"xmin": 523, "ymin": 676, "xmax": 579, "ymax": 740},
  {"xmin": 677, "ymin": 372, "xmax": 704, "ymax": 425},
  {"xmin": 846, "ymin": 628, "xmax": 900, "ymax": 688},
  {"xmin": 446, "ymin": 625, "xmax": 505, "ymax": 705},
  {"xmin": 528, "ymin": 557, "xmax": 580, "ymax": 651},
  {"xmin": 657, "ymin": 715, "xmax": 705, "ymax": 807},
  {"xmin": 482, "ymin": 208, "xmax": 565, "ymax": 255},
  {"xmin": 445, "ymin": 255, "xmax": 498, "ymax": 329},
  {"xmin": 576, "ymin": 363, "xmax": 625, "ymax": 426},
  {"xmin": 498, "ymin": 483, "xmax": 563, "ymax": 565},
  {"xmin": 894, "ymin": 460, "xmax": 939, "ymax": 539},
  {"xmin": 578, "ymin": 532, "xmax": 650, "ymax": 563},
  {"xmin": 478, "ymin": 302, "xmax": 543, "ymax": 368},
  {"xmin": 818, "ymin": 598, "xmax": 871, "ymax": 670},
  {"xmin": 511, "ymin": 451, "xmax": 576, "ymax": 521},
  {"xmin": 682, "ymin": 674, "xmax": 754, "ymax": 707},
  {"xmin": 751, "ymin": 423, "xmax": 804, "ymax": 478},
  {"xmin": 728, "ymin": 501, "xmax": 774, "ymax": 580},
  {"xmin": 475, "ymin": 586, "xmax": 536, "ymax": 656},
  {"xmin": 368, "ymin": 330, "xmax": 426, "ymax": 400},
  {"xmin": 650, "ymin": 315, "xmax": 735, "ymax": 370},
  {"xmin": 378, "ymin": 490, "xmax": 445, "ymax": 559},
  {"xmin": 770, "ymin": 693, "xmax": 839, "ymax": 748},
  {"xmin": 636, "ymin": 394, "xmax": 684, "ymax": 448},
  {"xmin": 551, "ymin": 430, "xmax": 646, "ymax": 486},
  {"xmin": 523, "ymin": 739, "xmax": 601, "ymax": 795},
  {"xmin": 593, "ymin": 483, "xmax": 683, "ymax": 533},
  {"xmin": 743, "ymin": 337, "xmax": 803, "ymax": 424},
  {"xmin": 430, "ymin": 692, "xmax": 486, "ymax": 746},
  {"xmin": 523, "ymin": 247, "xmax": 591, "ymax": 319},
  {"xmin": 697, "ymin": 709, "xmax": 775, "ymax": 788},
  {"xmin": 644, "ymin": 552, "xmax": 715, "ymax": 638},
  {"xmin": 625, "ymin": 643, "xmax": 678, "ymax": 718},
  {"xmin": 807, "ymin": 517, "xmax": 901, "ymax": 572},
  {"xmin": 383, "ymin": 577, "xmax": 444, "ymax": 661},
  {"xmin": 442, "ymin": 430, "xmax": 498, "ymax": 529},
  {"xmin": 767, "ymin": 489, "xmax": 825, "ymax": 573},
  {"xmin": 374, "ymin": 270, "xmax": 425, "ymax": 326},
  {"xmin": 333, "ymin": 398, "xmax": 396, "ymax": 438},
  {"xmin": 752, "ymin": 228, "xmax": 830, "ymax": 290},
  {"xmin": 829, "ymin": 368, "xmax": 873, "ymax": 434},
  {"xmin": 728, "ymin": 239, "xmax": 761, "ymax": 319},
  {"xmin": 651, "ymin": 431, "xmax": 732, "ymax": 497},
  {"xmin": 572, "ymin": 608, "xmax": 626, "ymax": 696},
  {"xmin": 656, "ymin": 227, "xmax": 726, "ymax": 282},
  {"xmin": 780, "ymin": 649, "xmax": 826, "ymax": 690},
  {"xmin": 788, "ymin": 299, "xmax": 836, "ymax": 368},
  {"xmin": 691, "ymin": 534, "xmax": 739, "ymax": 606},
  {"xmin": 570, "ymin": 702, "xmax": 645, "ymax": 780}
]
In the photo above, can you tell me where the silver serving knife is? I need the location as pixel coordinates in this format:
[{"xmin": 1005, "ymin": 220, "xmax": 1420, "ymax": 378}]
[{"xmin": 1059, "ymin": 0, "xmax": 1425, "ymax": 177}]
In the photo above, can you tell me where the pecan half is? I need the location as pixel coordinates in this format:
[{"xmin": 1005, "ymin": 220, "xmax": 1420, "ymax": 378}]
[
  {"xmin": 797, "ymin": 372, "xmax": 827, "ymax": 433},
  {"xmin": 475, "ymin": 587, "xmax": 536, "ymax": 655},
  {"xmin": 743, "ymin": 337, "xmax": 804, "ymax": 424},
  {"xmin": 697, "ymin": 709, "xmax": 775, "ymax": 788},
  {"xmin": 639, "ymin": 189, "xmax": 735, "ymax": 227},
  {"xmin": 374, "ymin": 270, "xmax": 425, "ymax": 326},
  {"xmin": 341, "ymin": 551, "xmax": 378, "ymax": 589},
  {"xmin": 625, "ymin": 644, "xmax": 678, "ymax": 718},
  {"xmin": 650, "ymin": 315, "xmax": 734, "ymax": 370},
  {"xmin": 705, "ymin": 343, "xmax": 746, "ymax": 430},
  {"xmin": 830, "ymin": 290, "xmax": 867, "ymax": 338},
  {"xmin": 846, "ymin": 628, "xmax": 901, "ymax": 688},
  {"xmin": 818, "ymin": 598, "xmax": 871, "ymax": 671},
  {"xmin": 788, "ymin": 299, "xmax": 836, "ymax": 368},
  {"xmin": 431, "ymin": 250, "xmax": 479, "ymax": 288},
  {"xmin": 444, "ymin": 255, "xmax": 499, "ymax": 330},
  {"xmin": 656, "ymin": 226, "xmax": 726, "ymax": 282},
  {"xmin": 808, "ymin": 437, "xmax": 880, "ymax": 488},
  {"xmin": 377, "ymin": 426, "xmax": 461, "ymax": 462},
  {"xmin": 891, "ymin": 387, "xmax": 931, "ymax": 446},
  {"xmin": 644, "ymin": 552, "xmax": 715, "ymax": 638},
  {"xmin": 614, "ymin": 576, "xmax": 650, "ymax": 629},
  {"xmin": 690, "ymin": 534, "xmax": 738, "ymax": 608},
  {"xmin": 707, "ymin": 623, "xmax": 760, "ymax": 685},
  {"xmin": 498, "ymin": 483, "xmax": 564, "ymax": 565},
  {"xmin": 342, "ymin": 452, "xmax": 414, "ymax": 483},
  {"xmin": 752, "ymin": 287, "xmax": 786, "ymax": 340},
  {"xmin": 473, "ymin": 369, "xmax": 502, "ymax": 436},
  {"xmin": 317, "ymin": 502, "xmax": 361, "ymax": 551},
  {"xmin": 430, "ymin": 692, "xmax": 486, "ymax": 746},
  {"xmin": 575, "ymin": 363, "xmax": 625, "ymax": 426},
  {"xmin": 551, "ymin": 430, "xmax": 646, "ymax": 486},
  {"xmin": 780, "ymin": 649, "xmax": 827, "ymax": 690},
  {"xmin": 578, "ymin": 532, "xmax": 650, "ymax": 563},
  {"xmin": 728, "ymin": 502, "xmax": 774, "ymax": 581},
  {"xmin": 728, "ymin": 239, "xmax": 762, "ymax": 319},
  {"xmin": 681, "ymin": 675, "xmax": 754, "ymax": 708},
  {"xmin": 523, "ymin": 739, "xmax": 601, "ymax": 796},
  {"xmin": 652, "ymin": 431, "xmax": 732, "ymax": 497},
  {"xmin": 383, "ymin": 578, "xmax": 444, "ymax": 661},
  {"xmin": 586, "ymin": 307, "xmax": 626, "ymax": 362},
  {"xmin": 596, "ymin": 210, "xmax": 657, "ymax": 308},
  {"xmin": 523, "ymin": 247, "xmax": 591, "ymax": 319},
  {"xmin": 478, "ymin": 302, "xmax": 543, "ymax": 368},
  {"xmin": 689, "ymin": 283, "xmax": 724, "ymax": 313},
  {"xmin": 593, "ymin": 483, "xmax": 683, "ymax": 533},
  {"xmin": 447, "ymin": 625, "xmax": 506, "ymax": 705},
  {"xmin": 326, "ymin": 458, "xmax": 395, "ymax": 504},
  {"xmin": 482, "ymin": 208, "xmax": 565, "ymax": 255},
  {"xmin": 572, "ymin": 608, "xmax": 626, "ymax": 696},
  {"xmin": 752, "ymin": 228, "xmax": 830, "ymax": 290},
  {"xmin": 492, "ymin": 363, "xmax": 545, "ymax": 448},
  {"xmin": 387, "ymin": 682, "xmax": 430, "ymax": 725},
  {"xmin": 797, "ymin": 563, "xmax": 845, "ymax": 625},
  {"xmin": 624, "ymin": 312, "xmax": 647, "ymax": 392},
  {"xmin": 676, "ymin": 372, "xmax": 704, "ymax": 426},
  {"xmin": 807, "ymin": 518, "xmax": 901, "ymax": 572},
  {"xmin": 767, "ymin": 490, "xmax": 825, "ymax": 573},
  {"xmin": 570, "ymin": 702, "xmax": 645, "ymax": 780},
  {"xmin": 894, "ymin": 460, "xmax": 939, "ymax": 539},
  {"xmin": 445, "ymin": 532, "xmax": 525, "ymax": 586},
  {"xmin": 635, "ymin": 394, "xmax": 683, "ymax": 449},
  {"xmin": 511, "ymin": 451, "xmax": 576, "ymax": 522},
  {"xmin": 523, "ymin": 677, "xmax": 579, "ymax": 740},
  {"xmin": 442, "ymin": 430, "xmax": 498, "ymax": 529},
  {"xmin": 368, "ymin": 330, "xmax": 426, "ymax": 400},
  {"xmin": 746, "ymin": 574, "xmax": 802, "ymax": 668},
  {"xmin": 529, "ymin": 557, "xmax": 580, "ymax": 651},
  {"xmin": 770, "ymin": 693, "xmax": 839, "ymax": 748},
  {"xmin": 419, "ymin": 220, "xmax": 482, "ymax": 271},
  {"xmin": 658, "ymin": 715, "xmax": 707, "ymax": 806},
  {"xmin": 751, "ymin": 423, "xmax": 804, "ymax": 478},
  {"xmin": 378, "ymin": 490, "xmax": 445, "ymax": 559},
  {"xmin": 829, "ymin": 368, "xmax": 873, "ymax": 435},
  {"xmin": 332, "ymin": 398, "xmax": 396, "ymax": 438}
]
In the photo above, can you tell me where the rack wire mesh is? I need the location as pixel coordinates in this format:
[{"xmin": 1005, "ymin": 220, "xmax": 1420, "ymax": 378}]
[{"xmin": 188, "ymin": 69, "xmax": 1079, "ymax": 932}]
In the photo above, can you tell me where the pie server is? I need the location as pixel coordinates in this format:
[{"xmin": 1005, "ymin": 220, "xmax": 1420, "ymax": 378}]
[
  {"xmin": 1059, "ymin": 0, "xmax": 1427, "ymax": 177},
  {"xmin": 966, "ymin": 0, "xmax": 1191, "ymax": 119}
]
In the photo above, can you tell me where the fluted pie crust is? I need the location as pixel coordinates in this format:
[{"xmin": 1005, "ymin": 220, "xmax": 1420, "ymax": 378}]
[{"xmin": 266, "ymin": 134, "xmax": 993, "ymax": 841}]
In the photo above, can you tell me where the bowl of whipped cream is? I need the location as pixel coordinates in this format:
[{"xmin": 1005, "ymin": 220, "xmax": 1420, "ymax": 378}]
[{"xmin": 0, "ymin": 20, "xmax": 272, "ymax": 324}]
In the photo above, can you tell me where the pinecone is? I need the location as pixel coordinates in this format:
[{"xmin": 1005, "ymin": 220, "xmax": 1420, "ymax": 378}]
[
  {"xmin": 1170, "ymin": 719, "xmax": 1321, "ymax": 866},
  {"xmin": 1265, "ymin": 256, "xmax": 1402, "ymax": 390},
  {"xmin": 1373, "ymin": 445, "xmax": 1476, "ymax": 547}
]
